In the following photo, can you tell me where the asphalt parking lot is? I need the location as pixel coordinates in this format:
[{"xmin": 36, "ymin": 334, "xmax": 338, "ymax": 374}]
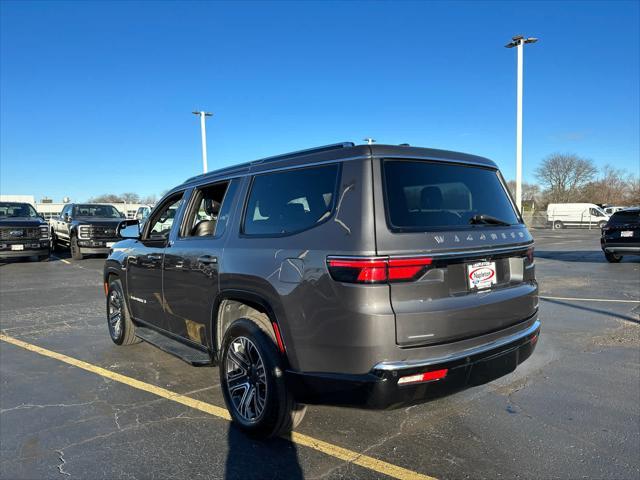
[{"xmin": 1, "ymin": 228, "xmax": 638, "ymax": 480}]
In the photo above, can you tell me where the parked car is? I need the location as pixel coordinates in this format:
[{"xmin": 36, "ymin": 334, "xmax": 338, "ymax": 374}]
[
  {"xmin": 0, "ymin": 202, "xmax": 50, "ymax": 261},
  {"xmin": 601, "ymin": 207, "xmax": 640, "ymax": 262},
  {"xmin": 546, "ymin": 203, "xmax": 610, "ymax": 229},
  {"xmin": 104, "ymin": 142, "xmax": 540, "ymax": 437},
  {"xmin": 51, "ymin": 203, "xmax": 126, "ymax": 260}
]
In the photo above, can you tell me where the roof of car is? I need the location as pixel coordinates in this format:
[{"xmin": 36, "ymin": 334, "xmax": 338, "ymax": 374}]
[{"xmin": 181, "ymin": 142, "xmax": 497, "ymax": 186}]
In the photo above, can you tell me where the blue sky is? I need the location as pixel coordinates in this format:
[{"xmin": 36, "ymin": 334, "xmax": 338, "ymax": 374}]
[{"xmin": 1, "ymin": 0, "xmax": 639, "ymax": 202}]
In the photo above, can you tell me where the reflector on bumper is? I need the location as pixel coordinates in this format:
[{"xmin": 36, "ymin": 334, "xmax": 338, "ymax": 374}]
[{"xmin": 397, "ymin": 368, "xmax": 448, "ymax": 386}]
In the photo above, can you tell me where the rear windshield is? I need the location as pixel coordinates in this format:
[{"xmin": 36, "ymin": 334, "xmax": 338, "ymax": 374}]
[
  {"xmin": 609, "ymin": 210, "xmax": 640, "ymax": 225},
  {"xmin": 382, "ymin": 160, "xmax": 520, "ymax": 231}
]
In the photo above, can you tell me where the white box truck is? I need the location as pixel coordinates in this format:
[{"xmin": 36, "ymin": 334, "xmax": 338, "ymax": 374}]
[{"xmin": 547, "ymin": 203, "xmax": 610, "ymax": 229}]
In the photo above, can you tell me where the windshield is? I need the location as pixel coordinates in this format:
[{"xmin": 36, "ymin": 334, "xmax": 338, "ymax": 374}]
[
  {"xmin": 73, "ymin": 204, "xmax": 122, "ymax": 218},
  {"xmin": 382, "ymin": 160, "xmax": 520, "ymax": 231},
  {"xmin": 0, "ymin": 202, "xmax": 39, "ymax": 218}
]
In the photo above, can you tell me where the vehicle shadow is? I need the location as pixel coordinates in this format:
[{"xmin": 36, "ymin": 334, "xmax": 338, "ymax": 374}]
[
  {"xmin": 535, "ymin": 250, "xmax": 640, "ymax": 264},
  {"xmin": 540, "ymin": 297, "xmax": 640, "ymax": 325},
  {"xmin": 224, "ymin": 424, "xmax": 303, "ymax": 480}
]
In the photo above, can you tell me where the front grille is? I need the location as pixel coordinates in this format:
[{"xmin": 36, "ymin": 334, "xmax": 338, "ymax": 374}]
[
  {"xmin": 0, "ymin": 227, "xmax": 40, "ymax": 240},
  {"xmin": 79, "ymin": 225, "xmax": 117, "ymax": 239}
]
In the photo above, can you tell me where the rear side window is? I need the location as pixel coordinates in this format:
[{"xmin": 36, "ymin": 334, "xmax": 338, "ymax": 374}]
[
  {"xmin": 243, "ymin": 164, "xmax": 340, "ymax": 236},
  {"xmin": 383, "ymin": 160, "xmax": 520, "ymax": 231}
]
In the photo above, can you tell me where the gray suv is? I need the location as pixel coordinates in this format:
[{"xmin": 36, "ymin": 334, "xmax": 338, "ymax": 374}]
[{"xmin": 104, "ymin": 143, "xmax": 539, "ymax": 437}]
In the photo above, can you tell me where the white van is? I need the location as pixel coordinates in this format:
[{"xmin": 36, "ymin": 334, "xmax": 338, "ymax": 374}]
[{"xmin": 546, "ymin": 203, "xmax": 610, "ymax": 229}]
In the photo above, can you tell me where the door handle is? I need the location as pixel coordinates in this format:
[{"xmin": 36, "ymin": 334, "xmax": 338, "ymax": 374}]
[
  {"xmin": 197, "ymin": 255, "xmax": 218, "ymax": 265},
  {"xmin": 148, "ymin": 254, "xmax": 163, "ymax": 261}
]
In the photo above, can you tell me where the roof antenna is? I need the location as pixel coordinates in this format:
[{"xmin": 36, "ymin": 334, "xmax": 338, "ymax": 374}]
[{"xmin": 363, "ymin": 137, "xmax": 376, "ymax": 145}]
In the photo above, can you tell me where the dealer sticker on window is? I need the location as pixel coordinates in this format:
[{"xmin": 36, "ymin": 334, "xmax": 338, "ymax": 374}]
[{"xmin": 467, "ymin": 261, "xmax": 497, "ymax": 290}]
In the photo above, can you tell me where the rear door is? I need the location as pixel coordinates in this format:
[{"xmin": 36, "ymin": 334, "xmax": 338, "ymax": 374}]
[
  {"xmin": 373, "ymin": 158, "xmax": 537, "ymax": 347},
  {"xmin": 162, "ymin": 179, "xmax": 239, "ymax": 347}
]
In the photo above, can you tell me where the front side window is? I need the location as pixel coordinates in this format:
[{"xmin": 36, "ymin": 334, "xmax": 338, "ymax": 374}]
[
  {"xmin": 73, "ymin": 204, "xmax": 122, "ymax": 218},
  {"xmin": 0, "ymin": 202, "xmax": 38, "ymax": 218},
  {"xmin": 383, "ymin": 160, "xmax": 520, "ymax": 231},
  {"xmin": 243, "ymin": 164, "xmax": 340, "ymax": 236},
  {"xmin": 147, "ymin": 194, "xmax": 183, "ymax": 240}
]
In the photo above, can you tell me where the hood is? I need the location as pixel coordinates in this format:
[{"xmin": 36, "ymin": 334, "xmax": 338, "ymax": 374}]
[{"xmin": 0, "ymin": 217, "xmax": 46, "ymax": 228}]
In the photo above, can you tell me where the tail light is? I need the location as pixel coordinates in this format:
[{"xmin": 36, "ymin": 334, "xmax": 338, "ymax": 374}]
[{"xmin": 327, "ymin": 256, "xmax": 432, "ymax": 284}]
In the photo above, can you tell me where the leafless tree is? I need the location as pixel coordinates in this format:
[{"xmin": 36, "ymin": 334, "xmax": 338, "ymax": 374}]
[
  {"xmin": 120, "ymin": 192, "xmax": 141, "ymax": 203},
  {"xmin": 535, "ymin": 153, "xmax": 597, "ymax": 203},
  {"xmin": 506, "ymin": 181, "xmax": 541, "ymax": 203}
]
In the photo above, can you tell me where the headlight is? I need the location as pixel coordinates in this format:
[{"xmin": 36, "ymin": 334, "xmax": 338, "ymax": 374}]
[
  {"xmin": 78, "ymin": 225, "xmax": 91, "ymax": 239},
  {"xmin": 39, "ymin": 226, "xmax": 50, "ymax": 239}
]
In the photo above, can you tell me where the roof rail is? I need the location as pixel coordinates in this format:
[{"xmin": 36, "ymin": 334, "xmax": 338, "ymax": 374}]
[
  {"xmin": 183, "ymin": 142, "xmax": 355, "ymax": 184},
  {"xmin": 249, "ymin": 142, "xmax": 355, "ymax": 166}
]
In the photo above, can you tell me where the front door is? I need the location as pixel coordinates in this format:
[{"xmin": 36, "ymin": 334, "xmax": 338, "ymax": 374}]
[
  {"xmin": 162, "ymin": 180, "xmax": 239, "ymax": 347},
  {"xmin": 126, "ymin": 192, "xmax": 185, "ymax": 331}
]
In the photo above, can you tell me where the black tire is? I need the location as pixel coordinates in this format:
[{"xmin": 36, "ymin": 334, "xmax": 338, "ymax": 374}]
[
  {"xmin": 50, "ymin": 230, "xmax": 57, "ymax": 253},
  {"xmin": 107, "ymin": 278, "xmax": 140, "ymax": 345},
  {"xmin": 70, "ymin": 235, "xmax": 83, "ymax": 260},
  {"xmin": 220, "ymin": 318, "xmax": 306, "ymax": 438},
  {"xmin": 553, "ymin": 220, "xmax": 564, "ymax": 230},
  {"xmin": 604, "ymin": 252, "xmax": 622, "ymax": 263}
]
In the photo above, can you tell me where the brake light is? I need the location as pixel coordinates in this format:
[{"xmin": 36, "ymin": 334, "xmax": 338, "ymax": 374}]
[
  {"xmin": 398, "ymin": 369, "xmax": 448, "ymax": 386},
  {"xmin": 327, "ymin": 256, "xmax": 432, "ymax": 284}
]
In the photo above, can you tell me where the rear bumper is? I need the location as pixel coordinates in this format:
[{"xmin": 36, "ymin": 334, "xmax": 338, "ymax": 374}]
[
  {"xmin": 286, "ymin": 319, "xmax": 540, "ymax": 409},
  {"xmin": 602, "ymin": 245, "xmax": 640, "ymax": 254}
]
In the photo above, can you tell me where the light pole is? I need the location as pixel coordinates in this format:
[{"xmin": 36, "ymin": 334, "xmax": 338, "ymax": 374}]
[
  {"xmin": 192, "ymin": 110, "xmax": 213, "ymax": 173},
  {"xmin": 363, "ymin": 137, "xmax": 376, "ymax": 145},
  {"xmin": 505, "ymin": 35, "xmax": 538, "ymax": 211}
]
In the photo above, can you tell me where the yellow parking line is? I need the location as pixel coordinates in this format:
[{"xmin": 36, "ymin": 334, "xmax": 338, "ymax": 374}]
[
  {"xmin": 51, "ymin": 255, "xmax": 71, "ymax": 265},
  {"xmin": 0, "ymin": 333, "xmax": 436, "ymax": 480},
  {"xmin": 540, "ymin": 295, "xmax": 640, "ymax": 304}
]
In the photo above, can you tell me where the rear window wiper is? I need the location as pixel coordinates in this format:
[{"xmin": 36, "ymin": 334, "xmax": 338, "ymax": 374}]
[{"xmin": 469, "ymin": 214, "xmax": 511, "ymax": 226}]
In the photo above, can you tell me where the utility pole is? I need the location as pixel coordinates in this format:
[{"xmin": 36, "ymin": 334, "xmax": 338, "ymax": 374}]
[
  {"xmin": 192, "ymin": 110, "xmax": 213, "ymax": 173},
  {"xmin": 505, "ymin": 35, "xmax": 538, "ymax": 212}
]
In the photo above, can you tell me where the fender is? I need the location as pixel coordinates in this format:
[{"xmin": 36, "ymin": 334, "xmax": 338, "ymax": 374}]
[{"xmin": 211, "ymin": 289, "xmax": 291, "ymax": 366}]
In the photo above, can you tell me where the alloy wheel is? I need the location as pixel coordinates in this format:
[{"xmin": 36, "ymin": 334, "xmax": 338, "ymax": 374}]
[
  {"xmin": 107, "ymin": 288, "xmax": 124, "ymax": 339},
  {"xmin": 225, "ymin": 336, "xmax": 268, "ymax": 422}
]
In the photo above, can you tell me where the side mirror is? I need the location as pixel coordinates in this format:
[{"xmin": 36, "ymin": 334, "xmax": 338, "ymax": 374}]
[
  {"xmin": 63, "ymin": 213, "xmax": 70, "ymax": 222},
  {"xmin": 120, "ymin": 212, "xmax": 126, "ymax": 218},
  {"xmin": 118, "ymin": 219, "xmax": 140, "ymax": 239}
]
